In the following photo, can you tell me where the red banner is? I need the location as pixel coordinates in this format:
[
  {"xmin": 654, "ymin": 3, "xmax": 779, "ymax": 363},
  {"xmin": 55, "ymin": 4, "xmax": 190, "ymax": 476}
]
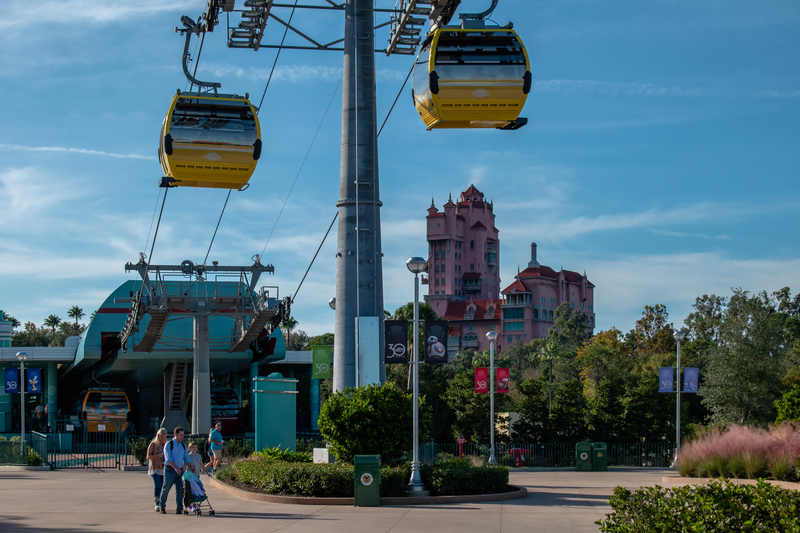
[
  {"xmin": 474, "ymin": 367, "xmax": 488, "ymax": 393},
  {"xmin": 496, "ymin": 368, "xmax": 510, "ymax": 393}
]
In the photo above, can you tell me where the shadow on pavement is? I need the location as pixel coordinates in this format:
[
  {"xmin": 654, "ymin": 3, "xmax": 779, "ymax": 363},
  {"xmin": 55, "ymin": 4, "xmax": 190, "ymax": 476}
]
[{"xmin": 0, "ymin": 516, "xmax": 117, "ymax": 533}]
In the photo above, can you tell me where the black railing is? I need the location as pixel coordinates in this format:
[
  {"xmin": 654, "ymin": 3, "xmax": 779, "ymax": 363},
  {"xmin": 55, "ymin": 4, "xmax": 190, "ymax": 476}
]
[{"xmin": 420, "ymin": 442, "xmax": 674, "ymax": 467}]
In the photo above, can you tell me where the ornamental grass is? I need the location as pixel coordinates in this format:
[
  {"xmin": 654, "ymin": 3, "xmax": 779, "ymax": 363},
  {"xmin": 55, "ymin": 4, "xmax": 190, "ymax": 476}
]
[{"xmin": 675, "ymin": 423, "xmax": 800, "ymax": 481}]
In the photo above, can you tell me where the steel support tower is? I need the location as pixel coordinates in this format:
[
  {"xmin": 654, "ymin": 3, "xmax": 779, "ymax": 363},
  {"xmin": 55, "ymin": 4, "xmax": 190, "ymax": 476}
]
[{"xmin": 333, "ymin": 0, "xmax": 385, "ymax": 391}]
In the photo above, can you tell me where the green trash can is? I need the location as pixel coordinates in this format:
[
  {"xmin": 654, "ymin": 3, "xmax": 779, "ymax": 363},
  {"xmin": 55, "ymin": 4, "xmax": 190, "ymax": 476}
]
[
  {"xmin": 354, "ymin": 455, "xmax": 381, "ymax": 507},
  {"xmin": 576, "ymin": 441, "xmax": 592, "ymax": 471},
  {"xmin": 592, "ymin": 442, "xmax": 608, "ymax": 471}
]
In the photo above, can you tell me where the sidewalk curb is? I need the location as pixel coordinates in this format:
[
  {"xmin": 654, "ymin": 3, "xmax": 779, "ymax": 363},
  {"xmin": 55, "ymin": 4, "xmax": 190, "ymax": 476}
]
[
  {"xmin": 209, "ymin": 478, "xmax": 528, "ymax": 506},
  {"xmin": 122, "ymin": 466, "xmax": 148, "ymax": 471},
  {"xmin": 662, "ymin": 476, "xmax": 800, "ymax": 490},
  {"xmin": 0, "ymin": 466, "xmax": 51, "ymax": 471}
]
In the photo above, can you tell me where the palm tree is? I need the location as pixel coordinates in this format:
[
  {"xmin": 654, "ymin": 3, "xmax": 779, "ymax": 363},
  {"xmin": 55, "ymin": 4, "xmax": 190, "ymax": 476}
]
[
  {"xmin": 43, "ymin": 315, "xmax": 62, "ymax": 335},
  {"xmin": 283, "ymin": 316, "xmax": 298, "ymax": 349},
  {"xmin": 3, "ymin": 313, "xmax": 20, "ymax": 329},
  {"xmin": 68, "ymin": 306, "xmax": 84, "ymax": 325}
]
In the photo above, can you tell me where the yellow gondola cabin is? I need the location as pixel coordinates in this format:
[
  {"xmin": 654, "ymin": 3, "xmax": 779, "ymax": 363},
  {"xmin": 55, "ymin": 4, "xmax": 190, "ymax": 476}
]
[
  {"xmin": 412, "ymin": 27, "xmax": 531, "ymax": 130},
  {"xmin": 159, "ymin": 91, "xmax": 262, "ymax": 190}
]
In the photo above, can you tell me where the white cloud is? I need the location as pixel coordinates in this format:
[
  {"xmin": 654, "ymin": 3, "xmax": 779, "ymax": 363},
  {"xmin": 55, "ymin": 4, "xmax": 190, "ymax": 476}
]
[
  {"xmin": 534, "ymin": 79, "xmax": 800, "ymax": 99},
  {"xmin": 0, "ymin": 0, "xmax": 197, "ymax": 30},
  {"xmin": 0, "ymin": 167, "xmax": 86, "ymax": 220},
  {"xmin": 0, "ymin": 144, "xmax": 155, "ymax": 161},
  {"xmin": 648, "ymin": 229, "xmax": 731, "ymax": 240},
  {"xmin": 205, "ymin": 64, "xmax": 343, "ymax": 83},
  {"xmin": 589, "ymin": 252, "xmax": 800, "ymax": 331}
]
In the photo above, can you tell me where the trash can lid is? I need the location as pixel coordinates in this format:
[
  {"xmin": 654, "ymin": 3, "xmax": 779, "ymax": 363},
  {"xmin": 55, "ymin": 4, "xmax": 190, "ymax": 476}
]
[{"xmin": 354, "ymin": 455, "xmax": 382, "ymax": 465}]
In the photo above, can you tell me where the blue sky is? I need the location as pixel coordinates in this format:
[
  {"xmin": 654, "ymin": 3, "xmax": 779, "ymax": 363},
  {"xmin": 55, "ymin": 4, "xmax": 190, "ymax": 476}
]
[{"xmin": 1, "ymin": 0, "xmax": 799, "ymax": 338}]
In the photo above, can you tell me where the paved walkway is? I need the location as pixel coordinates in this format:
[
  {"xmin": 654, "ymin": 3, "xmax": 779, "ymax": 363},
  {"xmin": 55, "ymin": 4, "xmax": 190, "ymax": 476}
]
[{"xmin": 0, "ymin": 468, "xmax": 673, "ymax": 532}]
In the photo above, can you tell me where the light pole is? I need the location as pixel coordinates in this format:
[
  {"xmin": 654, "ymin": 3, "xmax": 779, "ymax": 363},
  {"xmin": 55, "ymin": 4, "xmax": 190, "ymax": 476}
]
[
  {"xmin": 16, "ymin": 352, "xmax": 28, "ymax": 457},
  {"xmin": 406, "ymin": 257, "xmax": 428, "ymax": 496},
  {"xmin": 328, "ymin": 298, "xmax": 336, "ymax": 311},
  {"xmin": 674, "ymin": 330, "xmax": 686, "ymax": 456},
  {"xmin": 486, "ymin": 331, "xmax": 498, "ymax": 465}
]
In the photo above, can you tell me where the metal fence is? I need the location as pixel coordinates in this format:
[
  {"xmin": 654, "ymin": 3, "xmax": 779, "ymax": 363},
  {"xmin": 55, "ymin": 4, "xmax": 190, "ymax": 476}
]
[
  {"xmin": 420, "ymin": 442, "xmax": 675, "ymax": 467},
  {"xmin": 45, "ymin": 419, "xmax": 125, "ymax": 469},
  {"xmin": 0, "ymin": 440, "xmax": 28, "ymax": 465},
  {"xmin": 121, "ymin": 434, "xmax": 257, "ymax": 468}
]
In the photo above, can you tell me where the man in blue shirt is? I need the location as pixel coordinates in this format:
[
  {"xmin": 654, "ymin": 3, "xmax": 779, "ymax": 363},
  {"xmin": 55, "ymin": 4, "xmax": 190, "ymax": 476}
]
[
  {"xmin": 159, "ymin": 426, "xmax": 190, "ymax": 514},
  {"xmin": 206, "ymin": 422, "xmax": 225, "ymax": 473}
]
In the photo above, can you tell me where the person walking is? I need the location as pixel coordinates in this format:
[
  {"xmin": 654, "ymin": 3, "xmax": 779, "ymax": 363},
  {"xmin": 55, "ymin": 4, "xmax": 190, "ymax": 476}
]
[
  {"xmin": 206, "ymin": 422, "xmax": 225, "ymax": 473},
  {"xmin": 147, "ymin": 429, "xmax": 167, "ymax": 512},
  {"xmin": 159, "ymin": 426, "xmax": 190, "ymax": 515}
]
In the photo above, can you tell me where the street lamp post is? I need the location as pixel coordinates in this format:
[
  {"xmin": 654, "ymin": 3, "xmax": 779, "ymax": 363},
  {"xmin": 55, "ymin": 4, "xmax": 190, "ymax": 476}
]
[
  {"xmin": 328, "ymin": 298, "xmax": 336, "ymax": 311},
  {"xmin": 16, "ymin": 352, "xmax": 28, "ymax": 457},
  {"xmin": 674, "ymin": 330, "xmax": 686, "ymax": 456},
  {"xmin": 406, "ymin": 257, "xmax": 428, "ymax": 496},
  {"xmin": 486, "ymin": 331, "xmax": 498, "ymax": 465}
]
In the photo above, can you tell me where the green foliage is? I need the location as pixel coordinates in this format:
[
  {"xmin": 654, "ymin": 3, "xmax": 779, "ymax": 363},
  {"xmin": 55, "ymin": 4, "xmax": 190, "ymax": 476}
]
[
  {"xmin": 597, "ymin": 479, "xmax": 800, "ymax": 532},
  {"xmin": 130, "ymin": 438, "xmax": 149, "ymax": 466},
  {"xmin": 549, "ymin": 380, "xmax": 588, "ymax": 442},
  {"xmin": 233, "ymin": 458, "xmax": 508, "ymax": 497},
  {"xmin": 215, "ymin": 462, "xmax": 237, "ymax": 482},
  {"xmin": 26, "ymin": 448, "xmax": 45, "ymax": 466},
  {"xmin": 296, "ymin": 438, "xmax": 326, "ymax": 453},
  {"xmin": 443, "ymin": 370, "xmax": 490, "ymax": 442},
  {"xmin": 224, "ymin": 439, "xmax": 254, "ymax": 460},
  {"xmin": 513, "ymin": 378, "xmax": 551, "ymax": 442},
  {"xmin": 776, "ymin": 385, "xmax": 800, "ymax": 424},
  {"xmin": 318, "ymin": 382, "xmax": 428, "ymax": 465},
  {"xmin": 701, "ymin": 289, "xmax": 785, "ymax": 426},
  {"xmin": 254, "ymin": 445, "xmax": 311, "ymax": 462},
  {"xmin": 589, "ymin": 379, "xmax": 626, "ymax": 442},
  {"xmin": 306, "ymin": 333, "xmax": 334, "ymax": 347},
  {"xmin": 420, "ymin": 464, "xmax": 509, "ymax": 496}
]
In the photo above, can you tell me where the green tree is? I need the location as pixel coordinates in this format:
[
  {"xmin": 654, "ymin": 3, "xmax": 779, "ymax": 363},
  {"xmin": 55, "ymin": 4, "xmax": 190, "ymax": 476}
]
[
  {"xmin": 549, "ymin": 380, "xmax": 588, "ymax": 442},
  {"xmin": 588, "ymin": 379, "xmax": 626, "ymax": 441},
  {"xmin": 775, "ymin": 385, "xmax": 800, "ymax": 424},
  {"xmin": 43, "ymin": 315, "xmax": 62, "ymax": 335},
  {"xmin": 53, "ymin": 322, "xmax": 86, "ymax": 347},
  {"xmin": 700, "ymin": 290, "xmax": 785, "ymax": 426},
  {"xmin": 67, "ymin": 306, "xmax": 84, "ymax": 326},
  {"xmin": 306, "ymin": 333, "xmax": 334, "ymax": 347},
  {"xmin": 2, "ymin": 312, "xmax": 20, "ymax": 329},
  {"xmin": 318, "ymin": 382, "xmax": 429, "ymax": 465},
  {"xmin": 443, "ymin": 370, "xmax": 490, "ymax": 443},
  {"xmin": 12, "ymin": 322, "xmax": 51, "ymax": 347},
  {"xmin": 513, "ymin": 378, "xmax": 551, "ymax": 442},
  {"xmin": 621, "ymin": 376, "xmax": 677, "ymax": 442},
  {"xmin": 627, "ymin": 304, "xmax": 675, "ymax": 356},
  {"xmin": 684, "ymin": 295, "xmax": 726, "ymax": 343}
]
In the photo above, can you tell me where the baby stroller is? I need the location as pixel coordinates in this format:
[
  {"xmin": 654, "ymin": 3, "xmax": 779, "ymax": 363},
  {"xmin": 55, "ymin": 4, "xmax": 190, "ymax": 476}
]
[{"xmin": 182, "ymin": 471, "xmax": 216, "ymax": 516}]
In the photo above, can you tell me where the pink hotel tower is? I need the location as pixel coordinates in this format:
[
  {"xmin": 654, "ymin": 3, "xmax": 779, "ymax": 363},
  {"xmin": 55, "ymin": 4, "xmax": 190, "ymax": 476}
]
[{"xmin": 424, "ymin": 185, "xmax": 595, "ymax": 356}]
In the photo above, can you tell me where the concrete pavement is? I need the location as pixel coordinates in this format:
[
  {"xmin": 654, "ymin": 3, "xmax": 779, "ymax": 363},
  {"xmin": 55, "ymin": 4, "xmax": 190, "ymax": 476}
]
[{"xmin": 0, "ymin": 468, "xmax": 673, "ymax": 532}]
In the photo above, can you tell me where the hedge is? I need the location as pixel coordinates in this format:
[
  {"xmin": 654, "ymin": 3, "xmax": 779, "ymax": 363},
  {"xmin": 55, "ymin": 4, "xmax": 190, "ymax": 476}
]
[
  {"xmin": 234, "ymin": 460, "xmax": 509, "ymax": 497},
  {"xmin": 597, "ymin": 479, "xmax": 800, "ymax": 532}
]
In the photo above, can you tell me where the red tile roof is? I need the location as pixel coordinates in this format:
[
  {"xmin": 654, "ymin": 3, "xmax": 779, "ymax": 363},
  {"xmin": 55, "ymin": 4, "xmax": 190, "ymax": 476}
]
[
  {"xmin": 462, "ymin": 185, "xmax": 483, "ymax": 198},
  {"xmin": 470, "ymin": 221, "xmax": 487, "ymax": 230},
  {"xmin": 501, "ymin": 279, "xmax": 529, "ymax": 294},
  {"xmin": 442, "ymin": 299, "xmax": 504, "ymax": 321},
  {"xmin": 462, "ymin": 272, "xmax": 481, "ymax": 280},
  {"xmin": 427, "ymin": 212, "xmax": 445, "ymax": 218},
  {"xmin": 518, "ymin": 266, "xmax": 559, "ymax": 279}
]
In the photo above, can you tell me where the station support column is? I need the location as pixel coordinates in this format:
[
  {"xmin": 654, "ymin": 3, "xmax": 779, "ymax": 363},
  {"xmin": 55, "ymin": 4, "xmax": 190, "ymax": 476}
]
[
  {"xmin": 47, "ymin": 362, "xmax": 57, "ymax": 430},
  {"xmin": 333, "ymin": 0, "xmax": 385, "ymax": 392},
  {"xmin": 192, "ymin": 314, "xmax": 211, "ymax": 434}
]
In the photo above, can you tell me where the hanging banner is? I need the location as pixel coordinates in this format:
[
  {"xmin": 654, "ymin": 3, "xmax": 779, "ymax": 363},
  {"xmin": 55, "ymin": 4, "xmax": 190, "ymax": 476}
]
[
  {"xmin": 475, "ymin": 368, "xmax": 489, "ymax": 393},
  {"xmin": 4, "ymin": 368, "xmax": 18, "ymax": 393},
  {"xmin": 384, "ymin": 320, "xmax": 409, "ymax": 364},
  {"xmin": 311, "ymin": 345, "xmax": 332, "ymax": 379},
  {"xmin": 27, "ymin": 367, "xmax": 42, "ymax": 393},
  {"xmin": 424, "ymin": 320, "xmax": 448, "ymax": 363},
  {"xmin": 496, "ymin": 368, "xmax": 510, "ymax": 393},
  {"xmin": 659, "ymin": 367, "xmax": 674, "ymax": 393},
  {"xmin": 684, "ymin": 367, "xmax": 699, "ymax": 393}
]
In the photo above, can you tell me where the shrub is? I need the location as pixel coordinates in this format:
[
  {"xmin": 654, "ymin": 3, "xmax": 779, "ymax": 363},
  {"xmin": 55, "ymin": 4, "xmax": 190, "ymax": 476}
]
[
  {"xmin": 225, "ymin": 439, "xmax": 254, "ymax": 460},
  {"xmin": 296, "ymin": 438, "xmax": 326, "ymax": 454},
  {"xmin": 26, "ymin": 448, "xmax": 45, "ymax": 466},
  {"xmin": 253, "ymin": 445, "xmax": 311, "ymax": 463},
  {"xmin": 597, "ymin": 479, "xmax": 800, "ymax": 532},
  {"xmin": 215, "ymin": 462, "xmax": 237, "ymax": 482},
  {"xmin": 421, "ymin": 464, "xmax": 509, "ymax": 496},
  {"xmin": 130, "ymin": 438, "xmax": 149, "ymax": 466},
  {"xmin": 318, "ymin": 382, "xmax": 431, "ymax": 465},
  {"xmin": 726, "ymin": 455, "xmax": 746, "ymax": 478},
  {"xmin": 232, "ymin": 458, "xmax": 509, "ymax": 497},
  {"xmin": 769, "ymin": 456, "xmax": 794, "ymax": 481}
]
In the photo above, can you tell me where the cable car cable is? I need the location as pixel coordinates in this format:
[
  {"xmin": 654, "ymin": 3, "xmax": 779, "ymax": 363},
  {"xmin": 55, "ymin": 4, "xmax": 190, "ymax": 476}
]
[
  {"xmin": 142, "ymin": 188, "xmax": 164, "ymax": 254},
  {"xmin": 202, "ymin": 189, "xmax": 231, "ymax": 268},
  {"xmin": 292, "ymin": 211, "xmax": 338, "ymax": 303},
  {"xmin": 377, "ymin": 58, "xmax": 415, "ymax": 137},
  {"xmin": 259, "ymin": 75, "xmax": 342, "ymax": 257},
  {"xmin": 257, "ymin": 0, "xmax": 299, "ymax": 112}
]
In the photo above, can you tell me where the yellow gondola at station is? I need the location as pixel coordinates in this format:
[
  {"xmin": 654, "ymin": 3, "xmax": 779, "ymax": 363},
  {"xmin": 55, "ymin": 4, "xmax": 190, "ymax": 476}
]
[
  {"xmin": 412, "ymin": 27, "xmax": 531, "ymax": 130},
  {"xmin": 159, "ymin": 91, "xmax": 262, "ymax": 190}
]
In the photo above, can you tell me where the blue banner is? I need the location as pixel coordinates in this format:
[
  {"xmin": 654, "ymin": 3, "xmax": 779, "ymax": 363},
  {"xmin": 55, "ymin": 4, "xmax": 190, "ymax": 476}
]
[
  {"xmin": 684, "ymin": 367, "xmax": 699, "ymax": 393},
  {"xmin": 27, "ymin": 368, "xmax": 42, "ymax": 394},
  {"xmin": 659, "ymin": 367, "xmax": 674, "ymax": 393},
  {"xmin": 4, "ymin": 368, "xmax": 19, "ymax": 393}
]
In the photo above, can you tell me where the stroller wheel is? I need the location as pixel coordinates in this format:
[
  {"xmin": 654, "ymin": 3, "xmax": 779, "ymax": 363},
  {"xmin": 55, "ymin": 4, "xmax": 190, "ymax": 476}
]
[
  {"xmin": 182, "ymin": 509, "xmax": 188, "ymax": 515},
  {"xmin": 209, "ymin": 510, "xmax": 215, "ymax": 517},
  {"xmin": 195, "ymin": 510, "xmax": 201, "ymax": 517}
]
